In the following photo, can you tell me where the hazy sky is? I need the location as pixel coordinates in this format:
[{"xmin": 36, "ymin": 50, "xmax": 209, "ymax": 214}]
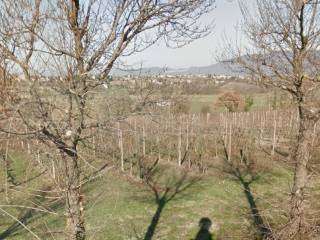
[{"xmin": 125, "ymin": 0, "xmax": 244, "ymax": 68}]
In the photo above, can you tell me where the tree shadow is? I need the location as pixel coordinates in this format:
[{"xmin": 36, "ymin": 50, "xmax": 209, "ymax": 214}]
[
  {"xmin": 0, "ymin": 189, "xmax": 62, "ymax": 239},
  {"xmin": 194, "ymin": 217, "xmax": 214, "ymax": 240},
  {"xmin": 142, "ymin": 164, "xmax": 199, "ymax": 240},
  {"xmin": 0, "ymin": 153, "xmax": 48, "ymax": 193},
  {"xmin": 220, "ymin": 139, "xmax": 273, "ymax": 239}
]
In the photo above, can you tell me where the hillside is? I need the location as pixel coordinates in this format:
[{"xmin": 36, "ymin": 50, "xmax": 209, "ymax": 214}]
[{"xmin": 111, "ymin": 61, "xmax": 242, "ymax": 77}]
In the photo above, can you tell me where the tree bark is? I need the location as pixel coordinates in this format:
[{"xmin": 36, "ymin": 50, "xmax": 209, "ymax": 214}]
[
  {"xmin": 289, "ymin": 109, "xmax": 316, "ymax": 236},
  {"xmin": 65, "ymin": 155, "xmax": 85, "ymax": 240}
]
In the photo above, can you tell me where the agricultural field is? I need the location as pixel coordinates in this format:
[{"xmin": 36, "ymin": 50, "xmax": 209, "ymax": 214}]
[
  {"xmin": 189, "ymin": 93, "xmax": 270, "ymax": 113},
  {"xmin": 0, "ymin": 131, "xmax": 296, "ymax": 240},
  {"xmin": 1, "ymin": 1, "xmax": 320, "ymax": 240},
  {"xmin": 1, "ymin": 98, "xmax": 319, "ymax": 239}
]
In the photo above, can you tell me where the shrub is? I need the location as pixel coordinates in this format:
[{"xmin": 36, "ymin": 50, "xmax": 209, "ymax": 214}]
[
  {"xmin": 244, "ymin": 95, "xmax": 254, "ymax": 112},
  {"xmin": 216, "ymin": 92, "xmax": 242, "ymax": 112}
]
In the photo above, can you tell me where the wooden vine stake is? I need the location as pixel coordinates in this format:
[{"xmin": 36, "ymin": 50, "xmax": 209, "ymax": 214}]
[
  {"xmin": 118, "ymin": 122, "xmax": 124, "ymax": 171},
  {"xmin": 271, "ymin": 111, "xmax": 277, "ymax": 156},
  {"xmin": 142, "ymin": 117, "xmax": 146, "ymax": 158},
  {"xmin": 178, "ymin": 122, "xmax": 182, "ymax": 166},
  {"xmin": 228, "ymin": 120, "xmax": 232, "ymax": 162},
  {"xmin": 157, "ymin": 136, "xmax": 161, "ymax": 162}
]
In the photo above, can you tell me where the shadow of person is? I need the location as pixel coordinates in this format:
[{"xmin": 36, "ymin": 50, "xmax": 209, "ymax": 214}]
[{"xmin": 194, "ymin": 217, "xmax": 214, "ymax": 240}]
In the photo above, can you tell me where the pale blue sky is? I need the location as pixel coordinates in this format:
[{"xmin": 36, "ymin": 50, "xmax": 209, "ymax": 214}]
[{"xmin": 125, "ymin": 0, "xmax": 245, "ymax": 68}]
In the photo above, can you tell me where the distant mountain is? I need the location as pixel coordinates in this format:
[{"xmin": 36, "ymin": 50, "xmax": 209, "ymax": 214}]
[
  {"xmin": 112, "ymin": 50, "xmax": 320, "ymax": 77},
  {"xmin": 111, "ymin": 61, "xmax": 243, "ymax": 76}
]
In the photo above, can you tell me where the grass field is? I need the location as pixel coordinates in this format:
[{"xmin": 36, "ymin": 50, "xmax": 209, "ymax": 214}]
[
  {"xmin": 0, "ymin": 151, "xmax": 293, "ymax": 240},
  {"xmin": 190, "ymin": 93, "xmax": 272, "ymax": 113}
]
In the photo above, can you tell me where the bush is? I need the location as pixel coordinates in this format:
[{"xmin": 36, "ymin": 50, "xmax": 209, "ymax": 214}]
[
  {"xmin": 216, "ymin": 92, "xmax": 242, "ymax": 112},
  {"xmin": 244, "ymin": 95, "xmax": 254, "ymax": 112}
]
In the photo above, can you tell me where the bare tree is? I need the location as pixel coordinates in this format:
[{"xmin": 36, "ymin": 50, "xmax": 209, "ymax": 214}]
[
  {"xmin": 0, "ymin": 0, "xmax": 214, "ymax": 239},
  {"xmin": 228, "ymin": 0, "xmax": 320, "ymax": 238}
]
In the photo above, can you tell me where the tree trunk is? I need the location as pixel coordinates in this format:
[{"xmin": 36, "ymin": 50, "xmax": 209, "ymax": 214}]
[
  {"xmin": 289, "ymin": 111, "xmax": 315, "ymax": 236},
  {"xmin": 65, "ymin": 155, "xmax": 85, "ymax": 240}
]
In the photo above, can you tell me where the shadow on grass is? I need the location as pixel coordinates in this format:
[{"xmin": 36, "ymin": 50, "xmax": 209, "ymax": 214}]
[
  {"xmin": 142, "ymin": 165, "xmax": 199, "ymax": 240},
  {"xmin": 0, "ymin": 153, "xmax": 47, "ymax": 194},
  {"xmin": 0, "ymin": 189, "xmax": 62, "ymax": 239},
  {"xmin": 221, "ymin": 139, "xmax": 273, "ymax": 239},
  {"xmin": 194, "ymin": 217, "xmax": 214, "ymax": 240}
]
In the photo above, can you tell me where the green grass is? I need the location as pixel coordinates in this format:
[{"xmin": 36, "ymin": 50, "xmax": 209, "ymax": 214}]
[
  {"xmin": 0, "ymin": 152, "xmax": 293, "ymax": 240},
  {"xmin": 190, "ymin": 93, "xmax": 272, "ymax": 113}
]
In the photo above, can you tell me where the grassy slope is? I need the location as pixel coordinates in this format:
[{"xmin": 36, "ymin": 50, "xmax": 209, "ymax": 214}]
[
  {"xmin": 190, "ymin": 93, "xmax": 271, "ymax": 113},
  {"xmin": 0, "ymin": 152, "xmax": 293, "ymax": 240}
]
